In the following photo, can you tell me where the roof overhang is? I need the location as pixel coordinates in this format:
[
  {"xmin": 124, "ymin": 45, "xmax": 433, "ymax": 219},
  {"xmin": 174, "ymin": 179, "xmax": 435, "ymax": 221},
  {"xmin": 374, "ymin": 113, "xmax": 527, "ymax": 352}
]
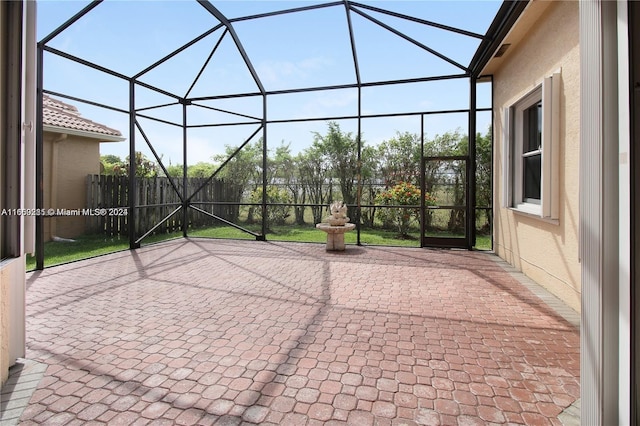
[
  {"xmin": 44, "ymin": 124, "xmax": 126, "ymax": 143},
  {"xmin": 473, "ymin": 0, "xmax": 555, "ymax": 77},
  {"xmin": 469, "ymin": 0, "xmax": 531, "ymax": 78}
]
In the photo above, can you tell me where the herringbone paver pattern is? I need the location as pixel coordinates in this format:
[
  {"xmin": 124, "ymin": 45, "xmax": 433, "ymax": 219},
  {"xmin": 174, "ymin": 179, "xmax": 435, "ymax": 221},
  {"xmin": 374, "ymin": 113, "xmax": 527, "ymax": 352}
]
[{"xmin": 18, "ymin": 239, "xmax": 579, "ymax": 425}]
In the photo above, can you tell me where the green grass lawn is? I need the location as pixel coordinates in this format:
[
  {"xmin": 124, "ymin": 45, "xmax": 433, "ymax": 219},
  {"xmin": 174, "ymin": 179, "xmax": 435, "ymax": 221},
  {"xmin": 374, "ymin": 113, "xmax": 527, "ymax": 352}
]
[
  {"xmin": 25, "ymin": 231, "xmax": 183, "ymax": 271},
  {"xmin": 189, "ymin": 224, "xmax": 424, "ymax": 247},
  {"xmin": 27, "ymin": 225, "xmax": 491, "ymax": 271}
]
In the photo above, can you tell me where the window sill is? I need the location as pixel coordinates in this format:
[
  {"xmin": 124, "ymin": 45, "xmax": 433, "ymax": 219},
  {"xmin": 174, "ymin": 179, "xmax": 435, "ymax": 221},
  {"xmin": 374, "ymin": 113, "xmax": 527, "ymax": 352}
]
[{"xmin": 508, "ymin": 206, "xmax": 560, "ymax": 225}]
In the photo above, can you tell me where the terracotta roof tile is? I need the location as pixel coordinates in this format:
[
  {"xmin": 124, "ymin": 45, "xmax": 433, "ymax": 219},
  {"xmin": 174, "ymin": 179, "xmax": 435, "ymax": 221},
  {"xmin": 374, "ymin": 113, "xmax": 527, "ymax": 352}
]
[{"xmin": 43, "ymin": 95, "xmax": 123, "ymax": 138}]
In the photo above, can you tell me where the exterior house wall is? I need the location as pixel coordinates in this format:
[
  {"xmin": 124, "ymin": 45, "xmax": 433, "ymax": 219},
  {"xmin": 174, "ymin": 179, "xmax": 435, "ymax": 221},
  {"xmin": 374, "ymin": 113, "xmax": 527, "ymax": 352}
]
[
  {"xmin": 0, "ymin": 0, "xmax": 31, "ymax": 386},
  {"xmin": 0, "ymin": 260, "xmax": 25, "ymax": 385},
  {"xmin": 43, "ymin": 132, "xmax": 101, "ymax": 241},
  {"xmin": 492, "ymin": 1, "xmax": 581, "ymax": 311},
  {"xmin": 1, "ymin": 270, "xmax": 7, "ymax": 385}
]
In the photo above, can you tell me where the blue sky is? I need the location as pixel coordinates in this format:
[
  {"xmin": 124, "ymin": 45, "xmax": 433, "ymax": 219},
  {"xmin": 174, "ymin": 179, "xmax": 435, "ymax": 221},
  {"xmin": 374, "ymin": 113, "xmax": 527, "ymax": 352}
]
[{"xmin": 37, "ymin": 0, "xmax": 500, "ymax": 165}]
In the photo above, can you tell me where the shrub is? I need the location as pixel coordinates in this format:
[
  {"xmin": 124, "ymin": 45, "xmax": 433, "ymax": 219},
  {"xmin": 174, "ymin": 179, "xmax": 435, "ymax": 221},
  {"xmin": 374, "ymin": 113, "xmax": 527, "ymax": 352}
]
[
  {"xmin": 375, "ymin": 181, "xmax": 436, "ymax": 237},
  {"xmin": 249, "ymin": 186, "xmax": 292, "ymax": 229}
]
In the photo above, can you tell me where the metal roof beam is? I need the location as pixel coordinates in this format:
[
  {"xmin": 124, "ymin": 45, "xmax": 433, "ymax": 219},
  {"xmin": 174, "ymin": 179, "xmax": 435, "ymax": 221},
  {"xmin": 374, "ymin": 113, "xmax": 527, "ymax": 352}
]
[
  {"xmin": 350, "ymin": 6, "xmax": 469, "ymax": 73},
  {"xmin": 344, "ymin": 1, "xmax": 362, "ymax": 86},
  {"xmin": 190, "ymin": 102, "xmax": 262, "ymax": 122},
  {"xmin": 187, "ymin": 73, "xmax": 468, "ymax": 102},
  {"xmin": 350, "ymin": 1, "xmax": 486, "ymax": 40},
  {"xmin": 42, "ymin": 90, "xmax": 128, "ymax": 115},
  {"xmin": 134, "ymin": 24, "xmax": 224, "ymax": 79},
  {"xmin": 42, "ymin": 45, "xmax": 130, "ymax": 81},
  {"xmin": 133, "ymin": 79, "xmax": 183, "ymax": 101},
  {"xmin": 39, "ymin": 0, "xmax": 103, "ymax": 46},
  {"xmin": 184, "ymin": 28, "xmax": 229, "ymax": 98},
  {"xmin": 135, "ymin": 101, "xmax": 182, "ymax": 113},
  {"xmin": 197, "ymin": 0, "xmax": 266, "ymax": 95},
  {"xmin": 135, "ymin": 120, "xmax": 185, "ymax": 202},
  {"xmin": 229, "ymin": 2, "xmax": 343, "ymax": 23},
  {"xmin": 186, "ymin": 124, "xmax": 264, "ymax": 203}
]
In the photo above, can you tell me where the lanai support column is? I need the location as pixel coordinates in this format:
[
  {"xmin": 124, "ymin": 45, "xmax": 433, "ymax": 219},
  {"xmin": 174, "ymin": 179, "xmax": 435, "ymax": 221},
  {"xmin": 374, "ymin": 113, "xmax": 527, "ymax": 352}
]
[
  {"xmin": 182, "ymin": 99, "xmax": 188, "ymax": 238},
  {"xmin": 128, "ymin": 81, "xmax": 138, "ymax": 249},
  {"xmin": 343, "ymin": 0, "xmax": 362, "ymax": 245},
  {"xmin": 260, "ymin": 94, "xmax": 267, "ymax": 241},
  {"xmin": 467, "ymin": 77, "xmax": 477, "ymax": 249},
  {"xmin": 579, "ymin": 0, "xmax": 620, "ymax": 423},
  {"xmin": 35, "ymin": 44, "xmax": 44, "ymax": 269},
  {"xmin": 420, "ymin": 114, "xmax": 425, "ymax": 247}
]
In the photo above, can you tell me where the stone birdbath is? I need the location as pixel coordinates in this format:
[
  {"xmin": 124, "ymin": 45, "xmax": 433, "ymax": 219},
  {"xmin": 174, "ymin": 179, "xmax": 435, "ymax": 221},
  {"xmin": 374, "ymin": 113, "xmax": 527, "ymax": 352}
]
[{"xmin": 315, "ymin": 201, "xmax": 356, "ymax": 251}]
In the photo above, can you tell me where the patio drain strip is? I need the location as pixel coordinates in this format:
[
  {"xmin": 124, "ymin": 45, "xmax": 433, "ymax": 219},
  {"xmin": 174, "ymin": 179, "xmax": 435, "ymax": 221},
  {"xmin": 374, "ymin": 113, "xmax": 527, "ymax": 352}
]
[{"xmin": 0, "ymin": 359, "xmax": 47, "ymax": 425}]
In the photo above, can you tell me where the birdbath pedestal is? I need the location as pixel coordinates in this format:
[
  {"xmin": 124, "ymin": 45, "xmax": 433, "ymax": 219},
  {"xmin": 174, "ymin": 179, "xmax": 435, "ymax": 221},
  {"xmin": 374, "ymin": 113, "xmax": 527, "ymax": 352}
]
[
  {"xmin": 316, "ymin": 222, "xmax": 356, "ymax": 251},
  {"xmin": 316, "ymin": 201, "xmax": 355, "ymax": 251}
]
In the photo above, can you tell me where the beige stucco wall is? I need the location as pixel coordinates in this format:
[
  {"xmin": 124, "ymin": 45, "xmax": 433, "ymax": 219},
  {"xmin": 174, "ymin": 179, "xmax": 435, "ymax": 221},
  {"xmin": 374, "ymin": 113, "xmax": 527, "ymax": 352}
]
[
  {"xmin": 0, "ymin": 257, "xmax": 25, "ymax": 386},
  {"xmin": 492, "ymin": 1, "xmax": 581, "ymax": 311},
  {"xmin": 0, "ymin": 1, "xmax": 6, "ymax": 385},
  {"xmin": 1, "ymin": 262, "xmax": 9, "ymax": 385},
  {"xmin": 43, "ymin": 132, "xmax": 101, "ymax": 240}
]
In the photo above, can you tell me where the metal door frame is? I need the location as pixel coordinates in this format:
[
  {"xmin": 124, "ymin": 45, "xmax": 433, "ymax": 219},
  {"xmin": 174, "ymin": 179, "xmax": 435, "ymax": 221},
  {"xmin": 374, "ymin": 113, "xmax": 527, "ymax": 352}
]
[{"xmin": 421, "ymin": 155, "xmax": 470, "ymax": 249}]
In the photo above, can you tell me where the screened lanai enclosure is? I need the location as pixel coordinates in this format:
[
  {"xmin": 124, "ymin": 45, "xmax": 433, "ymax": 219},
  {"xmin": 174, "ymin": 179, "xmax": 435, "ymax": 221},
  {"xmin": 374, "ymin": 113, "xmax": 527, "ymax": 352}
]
[{"xmin": 34, "ymin": 0, "xmax": 508, "ymax": 269}]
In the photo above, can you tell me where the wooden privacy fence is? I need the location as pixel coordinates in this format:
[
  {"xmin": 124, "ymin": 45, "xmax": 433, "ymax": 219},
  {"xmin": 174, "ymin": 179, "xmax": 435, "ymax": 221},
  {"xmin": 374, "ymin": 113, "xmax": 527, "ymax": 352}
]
[{"xmin": 86, "ymin": 175, "xmax": 240, "ymax": 237}]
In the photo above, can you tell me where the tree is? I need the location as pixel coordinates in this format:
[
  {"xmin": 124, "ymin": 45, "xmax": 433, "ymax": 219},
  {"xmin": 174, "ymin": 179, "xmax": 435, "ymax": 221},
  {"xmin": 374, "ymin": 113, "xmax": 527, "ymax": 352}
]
[
  {"xmin": 422, "ymin": 128, "xmax": 492, "ymax": 234},
  {"xmin": 101, "ymin": 154, "xmax": 122, "ymax": 165},
  {"xmin": 249, "ymin": 186, "xmax": 292, "ymax": 231},
  {"xmin": 100, "ymin": 152, "xmax": 158, "ymax": 177},
  {"xmin": 359, "ymin": 144, "xmax": 380, "ymax": 227},
  {"xmin": 268, "ymin": 143, "xmax": 307, "ymax": 225},
  {"xmin": 423, "ymin": 130, "xmax": 467, "ymax": 232},
  {"xmin": 475, "ymin": 127, "xmax": 492, "ymax": 234},
  {"xmin": 100, "ymin": 155, "xmax": 125, "ymax": 176},
  {"xmin": 312, "ymin": 122, "xmax": 358, "ymax": 208},
  {"xmin": 297, "ymin": 145, "xmax": 330, "ymax": 224},
  {"xmin": 188, "ymin": 162, "xmax": 217, "ymax": 178},
  {"xmin": 212, "ymin": 140, "xmax": 262, "ymax": 194},
  {"xmin": 165, "ymin": 164, "xmax": 183, "ymax": 178},
  {"xmin": 212, "ymin": 140, "xmax": 262, "ymax": 222},
  {"xmin": 129, "ymin": 152, "xmax": 158, "ymax": 178},
  {"xmin": 423, "ymin": 130, "xmax": 465, "ymax": 192},
  {"xmin": 162, "ymin": 162, "xmax": 217, "ymax": 178},
  {"xmin": 377, "ymin": 132, "xmax": 421, "ymax": 186}
]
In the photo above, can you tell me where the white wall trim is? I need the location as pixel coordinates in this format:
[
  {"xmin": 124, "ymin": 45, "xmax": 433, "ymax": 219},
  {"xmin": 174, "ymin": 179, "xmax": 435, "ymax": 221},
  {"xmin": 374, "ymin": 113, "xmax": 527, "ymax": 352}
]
[
  {"xmin": 501, "ymin": 107, "xmax": 511, "ymax": 208},
  {"xmin": 616, "ymin": 1, "xmax": 631, "ymax": 424},
  {"xmin": 579, "ymin": 1, "xmax": 620, "ymax": 424},
  {"xmin": 22, "ymin": 0, "xmax": 35, "ymax": 255}
]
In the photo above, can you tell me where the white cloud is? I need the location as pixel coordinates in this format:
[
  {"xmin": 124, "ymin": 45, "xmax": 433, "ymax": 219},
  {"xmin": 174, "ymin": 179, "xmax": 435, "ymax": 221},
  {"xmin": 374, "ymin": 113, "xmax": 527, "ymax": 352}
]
[
  {"xmin": 293, "ymin": 90, "xmax": 358, "ymax": 119},
  {"xmin": 315, "ymin": 91, "xmax": 358, "ymax": 108},
  {"xmin": 257, "ymin": 56, "xmax": 332, "ymax": 89}
]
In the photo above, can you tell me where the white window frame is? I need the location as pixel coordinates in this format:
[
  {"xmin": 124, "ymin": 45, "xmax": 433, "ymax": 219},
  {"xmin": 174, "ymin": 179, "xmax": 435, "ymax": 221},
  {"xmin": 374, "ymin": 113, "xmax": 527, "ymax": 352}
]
[
  {"xmin": 513, "ymin": 88, "xmax": 543, "ymax": 213},
  {"xmin": 502, "ymin": 72, "xmax": 561, "ymax": 220}
]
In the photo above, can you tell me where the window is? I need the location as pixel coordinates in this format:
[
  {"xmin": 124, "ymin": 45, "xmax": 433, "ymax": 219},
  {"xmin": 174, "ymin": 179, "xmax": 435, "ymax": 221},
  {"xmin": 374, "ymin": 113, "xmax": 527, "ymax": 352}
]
[
  {"xmin": 522, "ymin": 99, "xmax": 543, "ymax": 204},
  {"xmin": 514, "ymin": 90, "xmax": 543, "ymax": 210},
  {"xmin": 503, "ymin": 72, "xmax": 561, "ymax": 220}
]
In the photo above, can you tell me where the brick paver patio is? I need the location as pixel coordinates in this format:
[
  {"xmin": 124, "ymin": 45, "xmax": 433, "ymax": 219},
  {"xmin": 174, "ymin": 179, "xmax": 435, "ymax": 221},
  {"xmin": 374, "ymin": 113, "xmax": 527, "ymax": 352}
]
[{"xmin": 14, "ymin": 238, "xmax": 579, "ymax": 425}]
